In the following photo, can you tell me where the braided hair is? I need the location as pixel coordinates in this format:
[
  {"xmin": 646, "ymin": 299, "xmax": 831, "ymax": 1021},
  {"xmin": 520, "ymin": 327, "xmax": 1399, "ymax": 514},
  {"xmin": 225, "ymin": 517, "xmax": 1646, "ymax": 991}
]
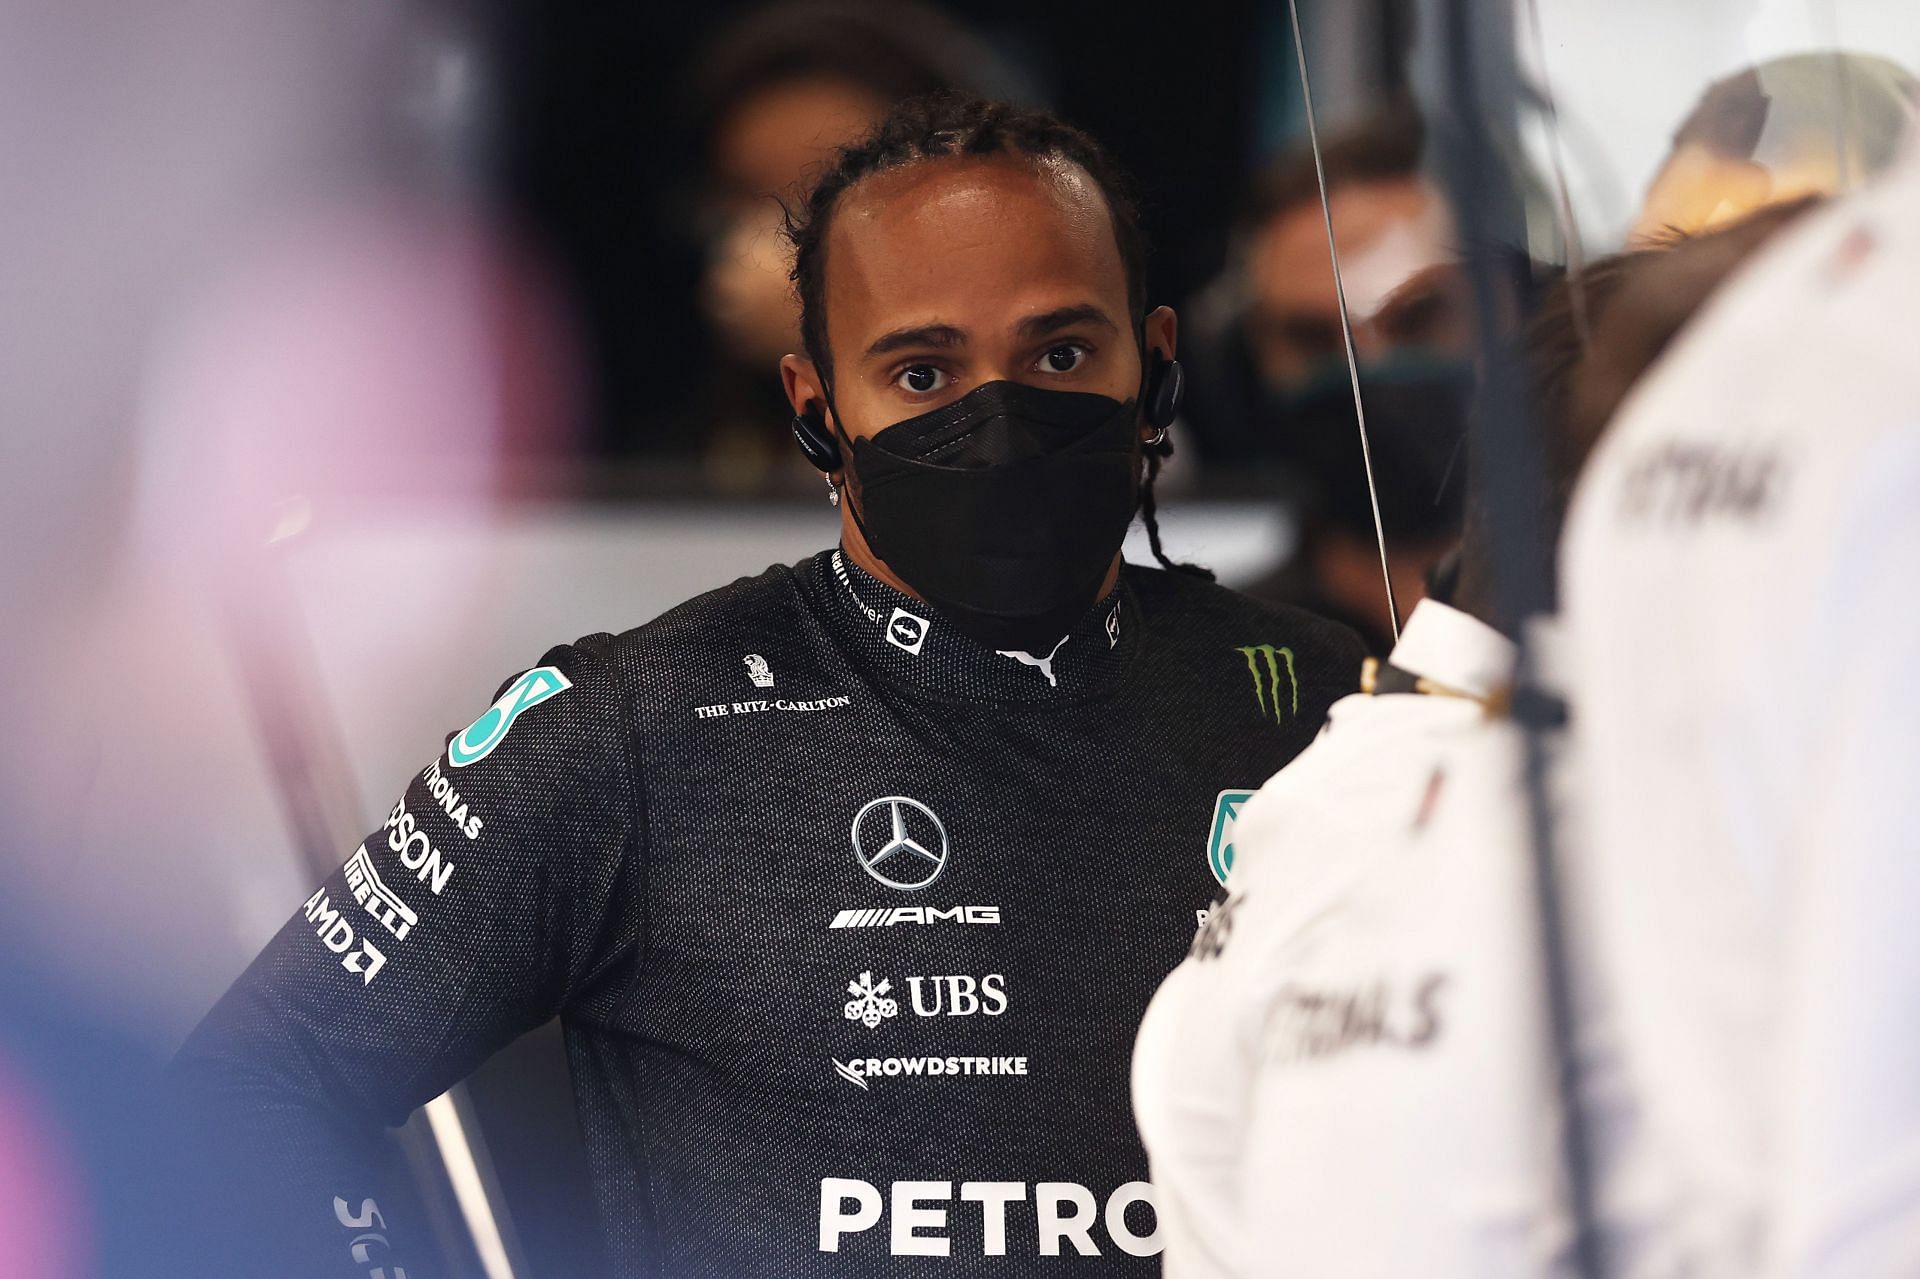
[{"xmin": 783, "ymin": 93, "xmax": 1209, "ymax": 578}]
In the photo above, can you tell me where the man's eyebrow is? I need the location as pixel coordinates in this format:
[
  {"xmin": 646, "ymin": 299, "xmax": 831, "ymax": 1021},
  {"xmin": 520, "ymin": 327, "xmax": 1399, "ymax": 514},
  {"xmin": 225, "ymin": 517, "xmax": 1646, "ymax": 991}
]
[
  {"xmin": 1015, "ymin": 304, "xmax": 1121, "ymax": 340},
  {"xmin": 864, "ymin": 323, "xmax": 967, "ymax": 360}
]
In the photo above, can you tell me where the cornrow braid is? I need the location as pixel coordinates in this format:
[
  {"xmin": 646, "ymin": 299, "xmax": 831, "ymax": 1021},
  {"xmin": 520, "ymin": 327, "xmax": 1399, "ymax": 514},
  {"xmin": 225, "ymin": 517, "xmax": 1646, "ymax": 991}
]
[
  {"xmin": 1140, "ymin": 442, "xmax": 1214, "ymax": 581},
  {"xmin": 783, "ymin": 92, "xmax": 1209, "ymax": 579}
]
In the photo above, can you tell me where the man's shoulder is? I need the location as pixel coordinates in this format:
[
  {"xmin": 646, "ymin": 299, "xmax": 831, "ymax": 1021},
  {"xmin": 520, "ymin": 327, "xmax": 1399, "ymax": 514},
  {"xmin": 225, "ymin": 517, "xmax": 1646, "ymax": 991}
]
[
  {"xmin": 595, "ymin": 557, "xmax": 813, "ymax": 650},
  {"xmin": 553, "ymin": 554, "xmax": 830, "ymax": 711},
  {"xmin": 1123, "ymin": 561, "xmax": 1369, "ymax": 672},
  {"xmin": 409, "ymin": 556, "xmax": 830, "ymax": 814}
]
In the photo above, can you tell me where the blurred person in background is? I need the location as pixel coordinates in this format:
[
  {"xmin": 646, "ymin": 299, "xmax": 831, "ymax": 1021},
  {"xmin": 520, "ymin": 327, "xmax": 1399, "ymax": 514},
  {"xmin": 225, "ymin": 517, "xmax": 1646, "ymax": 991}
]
[
  {"xmin": 1567, "ymin": 133, "xmax": 1920, "ymax": 1275},
  {"xmin": 682, "ymin": 0, "xmax": 1022, "ymax": 494},
  {"xmin": 1630, "ymin": 50, "xmax": 1918, "ymax": 246},
  {"xmin": 1133, "ymin": 203, "xmax": 1811, "ymax": 1278},
  {"xmin": 1183, "ymin": 105, "xmax": 1475, "ymax": 654},
  {"xmin": 174, "ymin": 94, "xmax": 1365, "ymax": 1276}
]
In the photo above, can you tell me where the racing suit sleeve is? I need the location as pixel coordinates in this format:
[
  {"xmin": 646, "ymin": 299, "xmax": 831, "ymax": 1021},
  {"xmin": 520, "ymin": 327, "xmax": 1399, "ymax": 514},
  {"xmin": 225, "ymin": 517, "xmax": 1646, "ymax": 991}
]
[{"xmin": 171, "ymin": 639, "xmax": 641, "ymax": 1276}]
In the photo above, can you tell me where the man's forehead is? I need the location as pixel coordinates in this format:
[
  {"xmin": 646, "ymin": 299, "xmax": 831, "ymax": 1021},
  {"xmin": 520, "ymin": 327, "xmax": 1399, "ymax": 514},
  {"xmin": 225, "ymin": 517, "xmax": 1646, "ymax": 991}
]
[
  {"xmin": 839, "ymin": 153, "xmax": 1111, "ymax": 238},
  {"xmin": 824, "ymin": 154, "xmax": 1129, "ymax": 347}
]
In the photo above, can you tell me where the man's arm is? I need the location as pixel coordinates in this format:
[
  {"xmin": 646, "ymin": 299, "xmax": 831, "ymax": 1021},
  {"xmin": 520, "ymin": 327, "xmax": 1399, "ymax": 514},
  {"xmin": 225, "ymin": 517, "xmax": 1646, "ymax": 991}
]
[{"xmin": 173, "ymin": 639, "xmax": 641, "ymax": 1274}]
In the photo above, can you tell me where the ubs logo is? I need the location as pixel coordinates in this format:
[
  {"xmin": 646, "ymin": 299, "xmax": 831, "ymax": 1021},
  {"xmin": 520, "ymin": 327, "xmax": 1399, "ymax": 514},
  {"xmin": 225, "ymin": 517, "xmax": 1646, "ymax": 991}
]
[
  {"xmin": 851, "ymin": 796, "xmax": 949, "ymax": 890},
  {"xmin": 841, "ymin": 970, "xmax": 1008, "ymax": 1026}
]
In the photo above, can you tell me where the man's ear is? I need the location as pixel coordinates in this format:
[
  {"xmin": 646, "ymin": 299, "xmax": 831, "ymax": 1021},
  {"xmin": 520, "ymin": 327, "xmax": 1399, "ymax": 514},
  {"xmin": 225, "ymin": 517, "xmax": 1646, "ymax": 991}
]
[
  {"xmin": 1143, "ymin": 305, "xmax": 1179, "ymax": 364},
  {"xmin": 782, "ymin": 353, "xmax": 848, "ymax": 478},
  {"xmin": 779, "ymin": 353, "xmax": 827, "ymax": 422},
  {"xmin": 1139, "ymin": 305, "xmax": 1184, "ymax": 439}
]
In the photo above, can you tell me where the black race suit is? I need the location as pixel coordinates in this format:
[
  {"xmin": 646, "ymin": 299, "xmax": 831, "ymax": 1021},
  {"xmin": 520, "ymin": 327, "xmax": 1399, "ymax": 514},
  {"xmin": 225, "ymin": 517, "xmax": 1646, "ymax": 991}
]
[{"xmin": 175, "ymin": 548, "xmax": 1363, "ymax": 1276}]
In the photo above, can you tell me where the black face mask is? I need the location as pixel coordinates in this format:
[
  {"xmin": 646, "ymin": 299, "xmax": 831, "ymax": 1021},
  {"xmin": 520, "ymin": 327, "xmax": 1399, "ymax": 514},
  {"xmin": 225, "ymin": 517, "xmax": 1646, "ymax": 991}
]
[
  {"xmin": 844, "ymin": 380, "xmax": 1141, "ymax": 654},
  {"xmin": 1262, "ymin": 351, "xmax": 1472, "ymax": 544}
]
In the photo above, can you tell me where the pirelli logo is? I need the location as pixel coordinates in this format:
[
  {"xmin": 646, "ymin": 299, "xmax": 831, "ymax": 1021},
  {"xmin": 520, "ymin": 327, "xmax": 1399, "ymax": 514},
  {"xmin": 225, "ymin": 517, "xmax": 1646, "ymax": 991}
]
[
  {"xmin": 830, "ymin": 905, "xmax": 1001, "ymax": 929},
  {"xmin": 345, "ymin": 845, "xmax": 420, "ymax": 941}
]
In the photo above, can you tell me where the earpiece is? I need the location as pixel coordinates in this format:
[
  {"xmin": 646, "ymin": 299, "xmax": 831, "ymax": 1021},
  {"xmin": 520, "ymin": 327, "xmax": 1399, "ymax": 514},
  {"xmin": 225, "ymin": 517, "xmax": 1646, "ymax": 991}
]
[
  {"xmin": 790, "ymin": 404, "xmax": 842, "ymax": 474},
  {"xmin": 1144, "ymin": 351, "xmax": 1185, "ymax": 432}
]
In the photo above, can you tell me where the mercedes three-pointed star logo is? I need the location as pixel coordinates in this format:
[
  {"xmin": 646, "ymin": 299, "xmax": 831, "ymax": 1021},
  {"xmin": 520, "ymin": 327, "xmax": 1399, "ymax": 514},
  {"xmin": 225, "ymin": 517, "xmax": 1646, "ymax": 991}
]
[{"xmin": 850, "ymin": 795, "xmax": 949, "ymax": 890}]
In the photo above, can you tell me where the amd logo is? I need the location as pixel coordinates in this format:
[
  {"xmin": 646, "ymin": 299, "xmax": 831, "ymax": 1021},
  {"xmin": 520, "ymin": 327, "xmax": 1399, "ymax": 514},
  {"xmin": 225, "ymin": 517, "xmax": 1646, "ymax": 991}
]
[{"xmin": 302, "ymin": 888, "xmax": 387, "ymax": 985}]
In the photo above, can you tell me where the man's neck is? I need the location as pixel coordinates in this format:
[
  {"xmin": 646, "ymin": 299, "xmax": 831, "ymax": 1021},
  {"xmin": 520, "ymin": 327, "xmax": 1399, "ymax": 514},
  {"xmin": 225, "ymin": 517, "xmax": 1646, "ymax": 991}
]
[{"xmin": 837, "ymin": 514, "xmax": 920, "ymax": 599}]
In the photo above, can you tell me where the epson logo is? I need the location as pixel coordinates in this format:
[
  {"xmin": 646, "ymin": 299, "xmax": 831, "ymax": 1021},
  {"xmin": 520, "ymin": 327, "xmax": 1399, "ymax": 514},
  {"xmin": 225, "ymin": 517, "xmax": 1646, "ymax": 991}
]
[
  {"xmin": 818, "ymin": 1178, "xmax": 1162, "ymax": 1258},
  {"xmin": 830, "ymin": 905, "xmax": 1000, "ymax": 929},
  {"xmin": 384, "ymin": 801, "xmax": 457, "ymax": 896}
]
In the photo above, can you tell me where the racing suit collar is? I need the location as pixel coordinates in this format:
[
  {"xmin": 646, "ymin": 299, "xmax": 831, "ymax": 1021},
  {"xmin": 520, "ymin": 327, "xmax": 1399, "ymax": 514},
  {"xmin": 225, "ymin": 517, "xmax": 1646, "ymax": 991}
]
[{"xmin": 810, "ymin": 547, "xmax": 1137, "ymax": 706}]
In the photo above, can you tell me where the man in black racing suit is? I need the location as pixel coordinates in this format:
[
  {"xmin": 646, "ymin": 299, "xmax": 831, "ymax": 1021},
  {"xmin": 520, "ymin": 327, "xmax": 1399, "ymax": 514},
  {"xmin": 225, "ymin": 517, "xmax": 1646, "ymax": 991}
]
[{"xmin": 175, "ymin": 95, "xmax": 1366, "ymax": 1277}]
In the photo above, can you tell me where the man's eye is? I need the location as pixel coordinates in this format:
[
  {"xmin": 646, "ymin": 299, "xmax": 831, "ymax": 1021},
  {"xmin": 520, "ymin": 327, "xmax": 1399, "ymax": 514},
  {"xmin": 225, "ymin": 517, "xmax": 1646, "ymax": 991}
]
[
  {"xmin": 895, "ymin": 365, "xmax": 949, "ymax": 394},
  {"xmin": 1038, "ymin": 344, "xmax": 1088, "ymax": 374}
]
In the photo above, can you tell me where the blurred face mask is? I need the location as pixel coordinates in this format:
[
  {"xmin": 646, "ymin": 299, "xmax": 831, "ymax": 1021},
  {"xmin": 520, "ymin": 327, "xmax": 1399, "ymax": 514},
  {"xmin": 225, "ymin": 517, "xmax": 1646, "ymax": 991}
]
[
  {"xmin": 845, "ymin": 380, "xmax": 1141, "ymax": 654},
  {"xmin": 1261, "ymin": 350, "xmax": 1471, "ymax": 543}
]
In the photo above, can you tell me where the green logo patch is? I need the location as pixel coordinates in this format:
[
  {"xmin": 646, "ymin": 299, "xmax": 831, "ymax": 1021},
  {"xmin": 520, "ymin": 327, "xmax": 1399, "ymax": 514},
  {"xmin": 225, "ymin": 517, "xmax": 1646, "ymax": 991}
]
[
  {"xmin": 1207, "ymin": 789, "xmax": 1257, "ymax": 886},
  {"xmin": 448, "ymin": 666, "xmax": 571, "ymax": 768},
  {"xmin": 1236, "ymin": 644, "xmax": 1298, "ymax": 724}
]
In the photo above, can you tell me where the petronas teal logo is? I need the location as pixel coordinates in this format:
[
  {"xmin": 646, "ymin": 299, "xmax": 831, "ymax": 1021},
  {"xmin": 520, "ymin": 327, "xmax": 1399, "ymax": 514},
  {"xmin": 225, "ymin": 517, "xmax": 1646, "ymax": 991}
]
[
  {"xmin": 1207, "ymin": 790, "xmax": 1257, "ymax": 886},
  {"xmin": 448, "ymin": 666, "xmax": 571, "ymax": 768},
  {"xmin": 1235, "ymin": 644, "xmax": 1298, "ymax": 724}
]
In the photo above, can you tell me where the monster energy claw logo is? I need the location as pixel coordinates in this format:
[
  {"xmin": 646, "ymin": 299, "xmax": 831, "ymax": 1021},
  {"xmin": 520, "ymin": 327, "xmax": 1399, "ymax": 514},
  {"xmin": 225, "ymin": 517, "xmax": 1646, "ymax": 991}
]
[
  {"xmin": 1236, "ymin": 645, "xmax": 1299, "ymax": 724},
  {"xmin": 448, "ymin": 666, "xmax": 572, "ymax": 768}
]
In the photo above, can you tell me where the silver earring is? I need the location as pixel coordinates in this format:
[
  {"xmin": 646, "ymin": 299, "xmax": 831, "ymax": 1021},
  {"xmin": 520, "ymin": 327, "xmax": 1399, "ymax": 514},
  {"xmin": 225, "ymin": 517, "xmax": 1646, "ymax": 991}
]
[{"xmin": 827, "ymin": 479, "xmax": 841, "ymax": 507}]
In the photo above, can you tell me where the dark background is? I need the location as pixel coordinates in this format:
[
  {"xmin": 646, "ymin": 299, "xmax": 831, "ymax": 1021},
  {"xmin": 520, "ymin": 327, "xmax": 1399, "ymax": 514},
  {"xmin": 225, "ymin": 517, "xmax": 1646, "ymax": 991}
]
[{"xmin": 490, "ymin": 0, "xmax": 1406, "ymax": 461}]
